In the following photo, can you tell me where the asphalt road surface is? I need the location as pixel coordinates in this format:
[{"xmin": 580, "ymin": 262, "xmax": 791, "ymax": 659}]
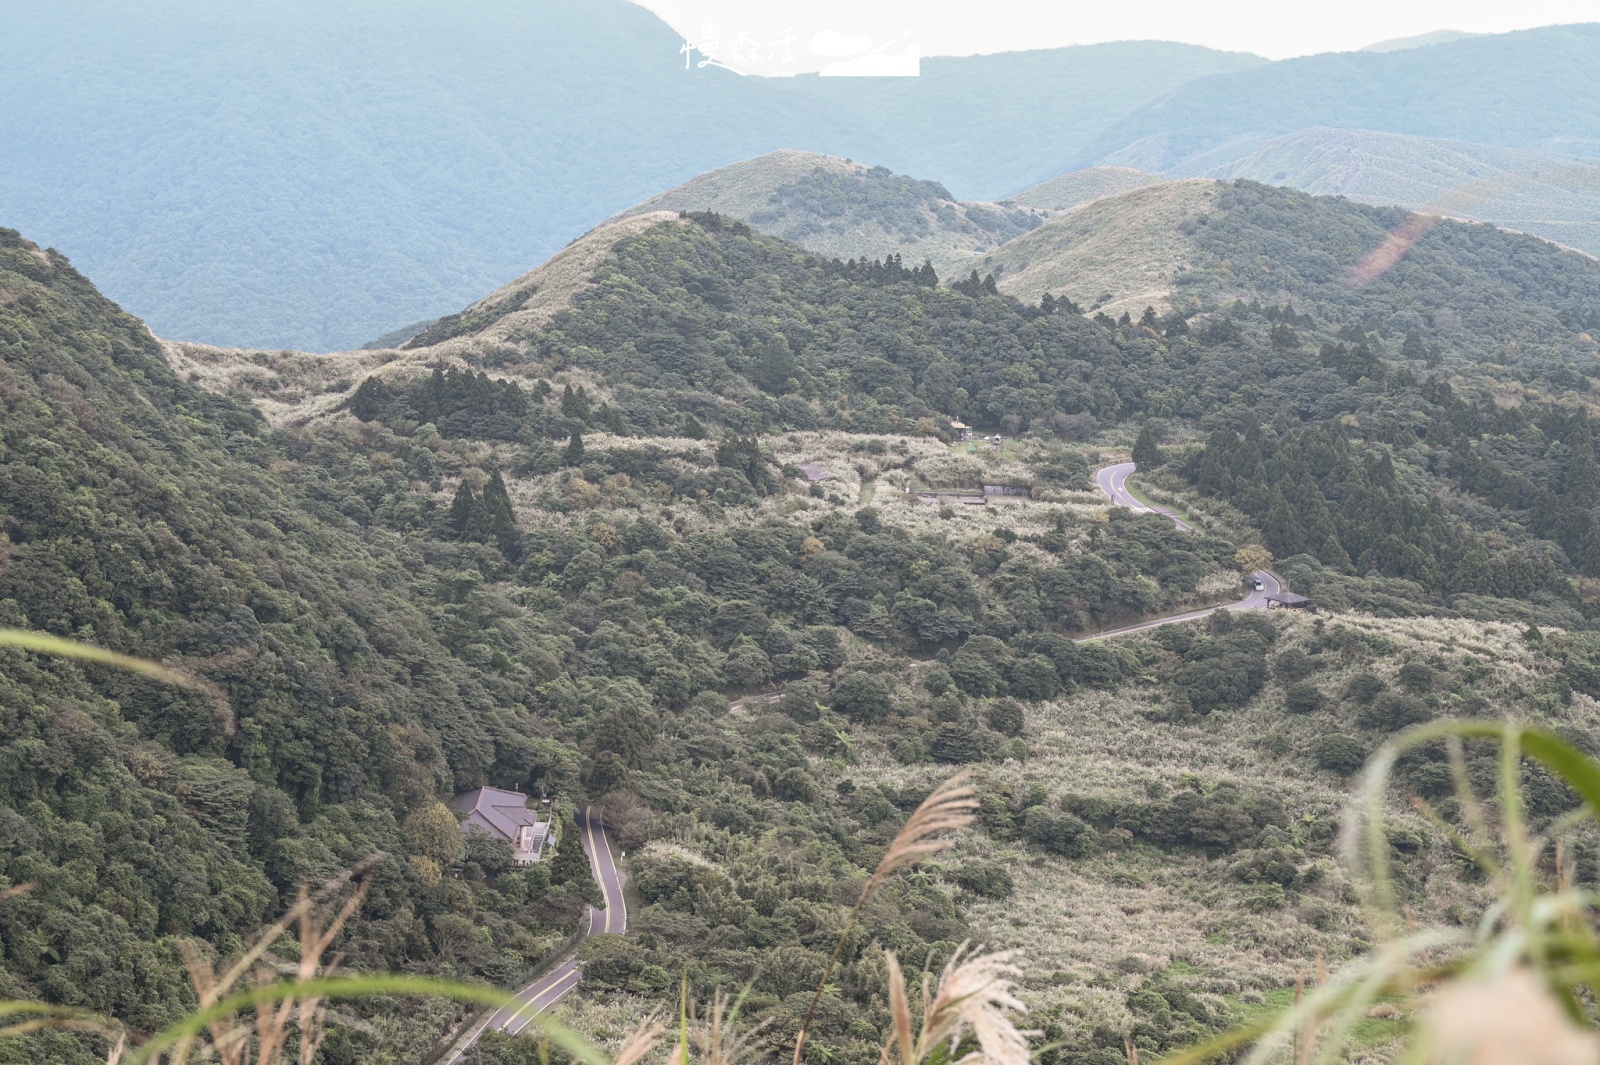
[
  {"xmin": 1083, "ymin": 461, "xmax": 1282, "ymax": 642},
  {"xmin": 1094, "ymin": 462, "xmax": 1194, "ymax": 531},
  {"xmin": 442, "ymin": 806, "xmax": 626, "ymax": 1063}
]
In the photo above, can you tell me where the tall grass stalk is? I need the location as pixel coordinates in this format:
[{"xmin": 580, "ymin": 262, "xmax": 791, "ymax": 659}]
[
  {"xmin": 791, "ymin": 772, "xmax": 979, "ymax": 1065},
  {"xmin": 1162, "ymin": 720, "xmax": 1600, "ymax": 1065}
]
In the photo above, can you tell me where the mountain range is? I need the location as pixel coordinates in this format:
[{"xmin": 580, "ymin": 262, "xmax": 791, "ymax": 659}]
[
  {"xmin": 0, "ymin": 0, "xmax": 1256, "ymax": 350},
  {"xmin": 7, "ymin": 3, "xmax": 1599, "ymax": 351}
]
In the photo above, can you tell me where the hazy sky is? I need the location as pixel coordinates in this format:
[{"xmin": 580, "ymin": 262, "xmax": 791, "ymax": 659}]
[{"xmin": 637, "ymin": 0, "xmax": 1597, "ymax": 75}]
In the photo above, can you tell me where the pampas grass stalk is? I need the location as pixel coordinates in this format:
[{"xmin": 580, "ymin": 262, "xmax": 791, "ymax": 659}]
[
  {"xmin": 879, "ymin": 943, "xmax": 1029, "ymax": 1065},
  {"xmin": 791, "ymin": 772, "xmax": 978, "ymax": 1065}
]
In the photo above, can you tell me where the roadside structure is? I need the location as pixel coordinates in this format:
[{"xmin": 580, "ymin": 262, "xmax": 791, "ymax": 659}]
[{"xmin": 451, "ymin": 786, "xmax": 553, "ymax": 863}]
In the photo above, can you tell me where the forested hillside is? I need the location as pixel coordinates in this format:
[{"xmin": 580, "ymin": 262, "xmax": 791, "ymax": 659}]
[
  {"xmin": 609, "ymin": 151, "xmax": 1048, "ymax": 281},
  {"xmin": 0, "ymin": 229, "xmax": 634, "ymax": 1059},
  {"xmin": 11, "ymin": 172, "xmax": 1600, "ymax": 1061}
]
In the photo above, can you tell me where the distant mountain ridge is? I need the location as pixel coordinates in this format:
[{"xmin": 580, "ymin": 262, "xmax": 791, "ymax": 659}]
[
  {"xmin": 8, "ymin": 3, "xmax": 1598, "ymax": 352},
  {"xmin": 0, "ymin": 0, "xmax": 1258, "ymax": 351},
  {"xmin": 1079, "ymin": 23, "xmax": 1600, "ymax": 173},
  {"xmin": 1360, "ymin": 29, "xmax": 1485, "ymax": 52},
  {"xmin": 1168, "ymin": 128, "xmax": 1600, "ymax": 258}
]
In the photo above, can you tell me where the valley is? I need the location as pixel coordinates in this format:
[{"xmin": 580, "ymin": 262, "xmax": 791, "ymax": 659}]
[{"xmin": 6, "ymin": 142, "xmax": 1600, "ymax": 1062}]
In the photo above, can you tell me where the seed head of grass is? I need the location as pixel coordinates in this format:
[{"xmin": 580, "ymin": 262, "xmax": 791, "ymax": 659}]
[{"xmin": 881, "ymin": 943, "xmax": 1029, "ymax": 1065}]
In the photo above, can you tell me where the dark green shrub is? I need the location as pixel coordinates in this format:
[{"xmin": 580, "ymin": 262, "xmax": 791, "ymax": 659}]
[
  {"xmin": 1397, "ymin": 661, "xmax": 1437, "ymax": 693},
  {"xmin": 778, "ymin": 681, "xmax": 823, "ymax": 722},
  {"xmin": 986, "ymin": 698, "xmax": 1026, "ymax": 737},
  {"xmin": 953, "ymin": 860, "xmax": 1014, "ymax": 899},
  {"xmin": 930, "ymin": 721, "xmax": 984, "ymax": 764},
  {"xmin": 1061, "ymin": 793, "xmax": 1119, "ymax": 826},
  {"xmin": 1274, "ymin": 648, "xmax": 1315, "ymax": 682},
  {"xmin": 950, "ymin": 637, "xmax": 1008, "ymax": 697},
  {"xmin": 1283, "ymin": 681, "xmax": 1325, "ymax": 714},
  {"xmin": 832, "ymin": 670, "xmax": 892, "ymax": 722},
  {"xmin": 1022, "ymin": 807, "xmax": 1099, "ymax": 857},
  {"xmin": 1344, "ymin": 672, "xmax": 1385, "ymax": 704},
  {"xmin": 1008, "ymin": 654, "xmax": 1061, "ymax": 700},
  {"xmin": 1399, "ymin": 760, "xmax": 1455, "ymax": 799},
  {"xmin": 1358, "ymin": 692, "xmax": 1433, "ymax": 732},
  {"xmin": 1228, "ymin": 846, "xmax": 1301, "ymax": 887},
  {"xmin": 1175, "ymin": 641, "xmax": 1269, "ymax": 712},
  {"xmin": 1314, "ymin": 734, "xmax": 1367, "ymax": 776}
]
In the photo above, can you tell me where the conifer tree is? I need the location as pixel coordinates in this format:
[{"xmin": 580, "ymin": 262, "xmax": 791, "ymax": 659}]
[
  {"xmin": 561, "ymin": 384, "xmax": 592, "ymax": 420},
  {"xmin": 1131, "ymin": 426, "xmax": 1164, "ymax": 469},
  {"xmin": 751, "ymin": 335, "xmax": 797, "ymax": 395},
  {"xmin": 477, "ymin": 469, "xmax": 519, "ymax": 557},
  {"xmin": 446, "ymin": 480, "xmax": 477, "ymax": 536},
  {"xmin": 564, "ymin": 430, "xmax": 585, "ymax": 467},
  {"xmin": 349, "ymin": 376, "xmax": 391, "ymax": 421},
  {"xmin": 549, "ymin": 817, "xmax": 594, "ymax": 896}
]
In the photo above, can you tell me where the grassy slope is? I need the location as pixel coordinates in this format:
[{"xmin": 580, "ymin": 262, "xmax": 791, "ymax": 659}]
[
  {"xmin": 972, "ymin": 181, "xmax": 1219, "ymax": 313},
  {"xmin": 1006, "ymin": 167, "xmax": 1164, "ymax": 211},
  {"xmin": 163, "ymin": 213, "xmax": 684, "ymax": 425}
]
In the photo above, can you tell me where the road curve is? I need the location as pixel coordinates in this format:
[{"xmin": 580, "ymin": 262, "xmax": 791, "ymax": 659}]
[
  {"xmin": 442, "ymin": 805, "xmax": 626, "ymax": 1062},
  {"xmin": 1094, "ymin": 462, "xmax": 1193, "ymax": 532},
  {"xmin": 1082, "ymin": 461, "xmax": 1282, "ymax": 642}
]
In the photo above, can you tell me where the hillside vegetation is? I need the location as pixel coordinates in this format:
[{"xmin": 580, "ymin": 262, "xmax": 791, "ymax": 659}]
[
  {"xmin": 1164, "ymin": 128, "xmax": 1600, "ymax": 258},
  {"xmin": 611, "ymin": 152, "xmax": 1049, "ymax": 279},
  {"xmin": 10, "ymin": 174, "xmax": 1600, "ymax": 1062},
  {"xmin": 973, "ymin": 181, "xmax": 1218, "ymax": 314}
]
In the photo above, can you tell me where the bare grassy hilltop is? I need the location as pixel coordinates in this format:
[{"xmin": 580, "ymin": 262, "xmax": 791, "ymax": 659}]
[
  {"xmin": 1005, "ymin": 166, "xmax": 1163, "ymax": 212},
  {"xmin": 974, "ymin": 181, "xmax": 1220, "ymax": 315}
]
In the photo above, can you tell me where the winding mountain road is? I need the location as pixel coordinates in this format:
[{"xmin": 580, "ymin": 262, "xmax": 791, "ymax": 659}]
[
  {"xmin": 1081, "ymin": 461, "xmax": 1283, "ymax": 642},
  {"xmin": 1095, "ymin": 462, "xmax": 1194, "ymax": 531},
  {"xmin": 442, "ymin": 806, "xmax": 626, "ymax": 1063}
]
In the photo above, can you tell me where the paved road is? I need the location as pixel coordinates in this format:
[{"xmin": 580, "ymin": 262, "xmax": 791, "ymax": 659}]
[
  {"xmin": 1081, "ymin": 461, "xmax": 1282, "ymax": 642},
  {"xmin": 442, "ymin": 806, "xmax": 626, "ymax": 1063},
  {"xmin": 1094, "ymin": 462, "xmax": 1194, "ymax": 532}
]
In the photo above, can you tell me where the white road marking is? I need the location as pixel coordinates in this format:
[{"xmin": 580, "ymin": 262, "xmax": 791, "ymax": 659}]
[
  {"xmin": 442, "ymin": 807, "xmax": 627, "ymax": 1062},
  {"xmin": 1085, "ymin": 462, "xmax": 1289, "ymax": 641}
]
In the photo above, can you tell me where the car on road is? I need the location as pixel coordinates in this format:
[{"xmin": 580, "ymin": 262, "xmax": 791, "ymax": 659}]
[{"xmin": 1252, "ymin": 578, "xmax": 1265, "ymax": 591}]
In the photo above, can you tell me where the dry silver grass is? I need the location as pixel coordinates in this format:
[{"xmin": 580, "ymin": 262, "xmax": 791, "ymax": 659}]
[
  {"xmin": 881, "ymin": 944, "xmax": 1030, "ymax": 1065},
  {"xmin": 611, "ymin": 1009, "xmax": 667, "ymax": 1065},
  {"xmin": 793, "ymin": 773, "xmax": 979, "ymax": 1065},
  {"xmin": 164, "ymin": 867, "xmax": 372, "ymax": 1065},
  {"xmin": 861, "ymin": 773, "xmax": 980, "ymax": 902}
]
